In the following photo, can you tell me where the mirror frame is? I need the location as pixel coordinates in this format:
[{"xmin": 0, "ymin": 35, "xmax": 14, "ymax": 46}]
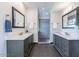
[
  {"xmin": 62, "ymin": 7, "xmax": 79, "ymax": 29},
  {"xmin": 12, "ymin": 7, "xmax": 25, "ymax": 28}
]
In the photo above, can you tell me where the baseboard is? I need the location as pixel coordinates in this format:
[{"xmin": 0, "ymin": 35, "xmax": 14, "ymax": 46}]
[
  {"xmin": 50, "ymin": 42, "xmax": 54, "ymax": 44},
  {"xmin": 33, "ymin": 42, "xmax": 38, "ymax": 44},
  {"xmin": 33, "ymin": 42, "xmax": 54, "ymax": 44}
]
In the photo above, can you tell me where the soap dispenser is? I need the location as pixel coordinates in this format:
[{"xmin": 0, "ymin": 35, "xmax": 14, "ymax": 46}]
[{"xmin": 5, "ymin": 15, "xmax": 12, "ymax": 32}]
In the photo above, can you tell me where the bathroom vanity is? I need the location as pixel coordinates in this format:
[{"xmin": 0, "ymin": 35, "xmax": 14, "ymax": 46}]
[
  {"xmin": 53, "ymin": 32, "xmax": 79, "ymax": 57},
  {"xmin": 53, "ymin": 7, "xmax": 79, "ymax": 57},
  {"xmin": 6, "ymin": 33, "xmax": 34, "ymax": 57}
]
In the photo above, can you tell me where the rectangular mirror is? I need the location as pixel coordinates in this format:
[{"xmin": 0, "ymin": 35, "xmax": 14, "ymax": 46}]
[
  {"xmin": 12, "ymin": 7, "xmax": 25, "ymax": 28},
  {"xmin": 62, "ymin": 7, "xmax": 79, "ymax": 29},
  {"xmin": 62, "ymin": 10, "xmax": 76, "ymax": 29}
]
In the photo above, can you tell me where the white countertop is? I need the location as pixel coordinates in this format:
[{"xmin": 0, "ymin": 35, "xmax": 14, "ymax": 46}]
[
  {"xmin": 5, "ymin": 32, "xmax": 33, "ymax": 40},
  {"xmin": 54, "ymin": 32, "xmax": 79, "ymax": 40}
]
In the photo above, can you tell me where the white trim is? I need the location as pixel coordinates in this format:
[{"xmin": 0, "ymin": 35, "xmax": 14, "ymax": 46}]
[{"xmin": 38, "ymin": 42, "xmax": 50, "ymax": 44}]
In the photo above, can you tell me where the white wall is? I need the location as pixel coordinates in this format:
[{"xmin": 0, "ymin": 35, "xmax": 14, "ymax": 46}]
[
  {"xmin": 25, "ymin": 7, "xmax": 38, "ymax": 42},
  {"xmin": 50, "ymin": 11, "xmax": 62, "ymax": 42},
  {"xmin": 0, "ymin": 2, "xmax": 26, "ymax": 33},
  {"xmin": 0, "ymin": 2, "xmax": 26, "ymax": 57},
  {"xmin": 62, "ymin": 2, "xmax": 79, "ymax": 15},
  {"xmin": 0, "ymin": 10, "xmax": 6, "ymax": 57},
  {"xmin": 51, "ymin": 11, "xmax": 62, "ymax": 32}
]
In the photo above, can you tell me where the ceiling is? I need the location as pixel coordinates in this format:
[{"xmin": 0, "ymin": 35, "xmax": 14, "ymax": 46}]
[
  {"xmin": 23, "ymin": 2, "xmax": 55, "ymax": 8},
  {"xmin": 23, "ymin": 2, "xmax": 73, "ymax": 12}
]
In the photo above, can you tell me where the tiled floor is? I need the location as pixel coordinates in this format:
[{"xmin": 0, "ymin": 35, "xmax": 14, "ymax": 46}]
[{"xmin": 30, "ymin": 44, "xmax": 61, "ymax": 57}]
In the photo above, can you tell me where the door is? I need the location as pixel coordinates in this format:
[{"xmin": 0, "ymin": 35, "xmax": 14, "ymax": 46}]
[
  {"xmin": 38, "ymin": 8, "xmax": 50, "ymax": 42},
  {"xmin": 39, "ymin": 19, "xmax": 49, "ymax": 39},
  {"xmin": 38, "ymin": 19, "xmax": 50, "ymax": 42}
]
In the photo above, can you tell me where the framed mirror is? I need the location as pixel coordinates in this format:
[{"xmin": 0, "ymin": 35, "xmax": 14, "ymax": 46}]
[
  {"xmin": 62, "ymin": 8, "xmax": 77, "ymax": 29},
  {"xmin": 12, "ymin": 7, "xmax": 25, "ymax": 28}
]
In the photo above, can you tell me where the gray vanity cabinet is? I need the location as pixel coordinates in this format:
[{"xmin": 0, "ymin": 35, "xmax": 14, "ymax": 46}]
[
  {"xmin": 53, "ymin": 34, "xmax": 69, "ymax": 57},
  {"xmin": 54, "ymin": 34, "xmax": 79, "ymax": 57},
  {"xmin": 24, "ymin": 35, "xmax": 33, "ymax": 56},
  {"xmin": 7, "ymin": 35, "xmax": 34, "ymax": 57},
  {"xmin": 69, "ymin": 40, "xmax": 79, "ymax": 57}
]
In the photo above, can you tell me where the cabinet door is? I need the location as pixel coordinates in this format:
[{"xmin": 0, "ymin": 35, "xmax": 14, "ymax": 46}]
[
  {"xmin": 24, "ymin": 35, "xmax": 33, "ymax": 56},
  {"xmin": 58, "ymin": 36, "xmax": 61, "ymax": 49},
  {"xmin": 28, "ymin": 35, "xmax": 33, "ymax": 51},
  {"xmin": 53, "ymin": 34, "xmax": 69, "ymax": 57},
  {"xmin": 55, "ymin": 35, "xmax": 57, "ymax": 46},
  {"xmin": 53, "ymin": 34, "xmax": 56, "ymax": 44},
  {"xmin": 54, "ymin": 35, "xmax": 60, "ymax": 48},
  {"xmin": 56, "ymin": 35, "xmax": 60, "ymax": 48},
  {"xmin": 69, "ymin": 41, "xmax": 79, "ymax": 57},
  {"xmin": 24, "ymin": 38, "xmax": 29, "ymax": 57},
  {"xmin": 61, "ymin": 38, "xmax": 69, "ymax": 57},
  {"xmin": 7, "ymin": 40, "xmax": 24, "ymax": 57},
  {"xmin": 61, "ymin": 38, "xmax": 65, "ymax": 56}
]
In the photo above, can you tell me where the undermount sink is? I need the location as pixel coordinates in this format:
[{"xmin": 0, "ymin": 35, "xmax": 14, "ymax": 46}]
[
  {"xmin": 19, "ymin": 32, "xmax": 30, "ymax": 36},
  {"xmin": 19, "ymin": 32, "xmax": 23, "ymax": 35},
  {"xmin": 64, "ymin": 32, "xmax": 70, "ymax": 35},
  {"xmin": 60, "ymin": 32, "xmax": 70, "ymax": 36}
]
